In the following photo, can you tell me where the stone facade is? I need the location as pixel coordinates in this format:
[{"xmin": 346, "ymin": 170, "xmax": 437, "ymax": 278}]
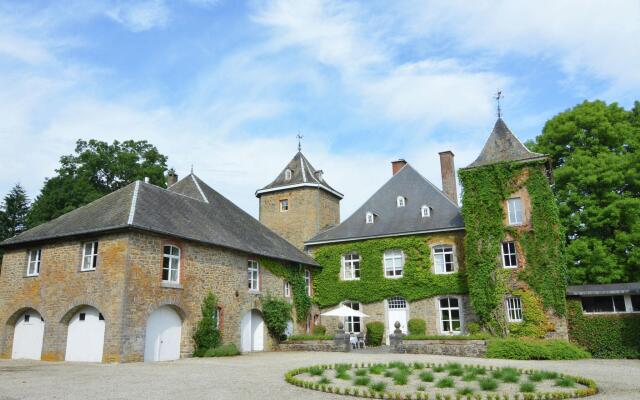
[{"xmin": 0, "ymin": 230, "xmax": 302, "ymax": 362}]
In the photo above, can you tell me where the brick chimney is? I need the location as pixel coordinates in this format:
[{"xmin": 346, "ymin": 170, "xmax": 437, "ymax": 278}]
[
  {"xmin": 438, "ymin": 151, "xmax": 458, "ymax": 204},
  {"xmin": 167, "ymin": 168, "xmax": 178, "ymax": 187},
  {"xmin": 391, "ymin": 159, "xmax": 407, "ymax": 176}
]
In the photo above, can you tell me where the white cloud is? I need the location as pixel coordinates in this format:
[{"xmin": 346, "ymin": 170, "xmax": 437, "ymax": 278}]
[{"xmin": 106, "ymin": 0, "xmax": 170, "ymax": 32}]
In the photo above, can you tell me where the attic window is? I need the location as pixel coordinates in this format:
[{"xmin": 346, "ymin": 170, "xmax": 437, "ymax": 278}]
[
  {"xmin": 284, "ymin": 169, "xmax": 292, "ymax": 181},
  {"xmin": 366, "ymin": 212, "xmax": 374, "ymax": 224},
  {"xmin": 421, "ymin": 205, "xmax": 430, "ymax": 218},
  {"xmin": 397, "ymin": 196, "xmax": 406, "ymax": 207}
]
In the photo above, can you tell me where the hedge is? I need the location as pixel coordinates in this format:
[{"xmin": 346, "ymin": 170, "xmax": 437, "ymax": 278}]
[
  {"xmin": 408, "ymin": 318, "xmax": 426, "ymax": 336},
  {"xmin": 203, "ymin": 343, "xmax": 240, "ymax": 357},
  {"xmin": 486, "ymin": 338, "xmax": 590, "ymax": 360},
  {"xmin": 567, "ymin": 299, "xmax": 640, "ymax": 358},
  {"xmin": 366, "ymin": 321, "xmax": 385, "ymax": 347}
]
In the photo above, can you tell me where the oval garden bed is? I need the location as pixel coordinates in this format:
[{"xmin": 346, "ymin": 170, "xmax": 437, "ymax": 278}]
[{"xmin": 285, "ymin": 361, "xmax": 597, "ymax": 399}]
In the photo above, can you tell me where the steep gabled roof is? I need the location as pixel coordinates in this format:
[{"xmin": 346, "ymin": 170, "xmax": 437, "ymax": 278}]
[
  {"xmin": 256, "ymin": 151, "xmax": 343, "ymax": 199},
  {"xmin": 2, "ymin": 175, "xmax": 318, "ymax": 266},
  {"xmin": 466, "ymin": 118, "xmax": 546, "ymax": 168},
  {"xmin": 306, "ymin": 163, "xmax": 464, "ymax": 245}
]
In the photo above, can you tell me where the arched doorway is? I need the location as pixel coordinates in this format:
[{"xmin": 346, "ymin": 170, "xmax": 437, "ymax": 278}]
[
  {"xmin": 11, "ymin": 310, "xmax": 45, "ymax": 360},
  {"xmin": 385, "ymin": 296, "xmax": 408, "ymax": 345},
  {"xmin": 65, "ymin": 306, "xmax": 105, "ymax": 362},
  {"xmin": 240, "ymin": 309, "xmax": 264, "ymax": 352},
  {"xmin": 144, "ymin": 306, "xmax": 183, "ymax": 362}
]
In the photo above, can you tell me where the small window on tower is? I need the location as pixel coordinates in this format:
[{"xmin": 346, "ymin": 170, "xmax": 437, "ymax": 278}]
[
  {"xmin": 421, "ymin": 205, "xmax": 430, "ymax": 218},
  {"xmin": 284, "ymin": 169, "xmax": 292, "ymax": 180},
  {"xmin": 280, "ymin": 199, "xmax": 289, "ymax": 212},
  {"xmin": 397, "ymin": 196, "xmax": 406, "ymax": 207},
  {"xmin": 366, "ymin": 212, "xmax": 374, "ymax": 224}
]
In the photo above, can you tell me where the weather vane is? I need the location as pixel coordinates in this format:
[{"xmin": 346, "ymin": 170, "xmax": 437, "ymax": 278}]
[
  {"xmin": 495, "ymin": 90, "xmax": 503, "ymax": 118},
  {"xmin": 296, "ymin": 132, "xmax": 304, "ymax": 152}
]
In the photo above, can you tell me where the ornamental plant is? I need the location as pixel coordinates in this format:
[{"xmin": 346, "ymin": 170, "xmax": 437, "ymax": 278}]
[
  {"xmin": 262, "ymin": 293, "xmax": 293, "ymax": 341},
  {"xmin": 192, "ymin": 291, "xmax": 221, "ymax": 357}
]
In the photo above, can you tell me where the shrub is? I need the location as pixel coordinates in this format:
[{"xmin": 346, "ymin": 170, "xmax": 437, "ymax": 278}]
[
  {"xmin": 432, "ymin": 365, "xmax": 445, "ymax": 372},
  {"xmin": 336, "ymin": 370, "xmax": 351, "ymax": 380},
  {"xmin": 419, "ymin": 371, "xmax": 434, "ymax": 382},
  {"xmin": 354, "ymin": 376, "xmax": 371, "ymax": 386},
  {"xmin": 555, "ymin": 377, "xmax": 575, "ymax": 387},
  {"xmin": 413, "ymin": 362, "xmax": 425, "ymax": 370},
  {"xmin": 448, "ymin": 368, "xmax": 464, "ymax": 377},
  {"xmin": 369, "ymin": 381, "xmax": 387, "ymax": 393},
  {"xmin": 308, "ymin": 366, "xmax": 324, "ymax": 376},
  {"xmin": 466, "ymin": 322, "xmax": 481, "ymax": 335},
  {"xmin": 262, "ymin": 294, "xmax": 293, "ymax": 340},
  {"xmin": 520, "ymin": 382, "xmax": 536, "ymax": 393},
  {"xmin": 312, "ymin": 324, "xmax": 327, "ymax": 336},
  {"xmin": 392, "ymin": 371, "xmax": 409, "ymax": 385},
  {"xmin": 366, "ymin": 322, "xmax": 385, "ymax": 347},
  {"xmin": 408, "ymin": 319, "xmax": 426, "ymax": 335},
  {"xmin": 192, "ymin": 292, "xmax": 221, "ymax": 357},
  {"xmin": 462, "ymin": 373, "xmax": 476, "ymax": 382},
  {"xmin": 203, "ymin": 343, "xmax": 240, "ymax": 357},
  {"xmin": 486, "ymin": 338, "xmax": 590, "ymax": 360},
  {"xmin": 369, "ymin": 364, "xmax": 386, "ymax": 375},
  {"xmin": 355, "ymin": 369, "xmax": 369, "ymax": 376},
  {"xmin": 478, "ymin": 378, "xmax": 498, "ymax": 391},
  {"xmin": 318, "ymin": 377, "xmax": 331, "ymax": 385},
  {"xmin": 495, "ymin": 367, "xmax": 520, "ymax": 383},
  {"xmin": 436, "ymin": 377, "xmax": 455, "ymax": 388},
  {"xmin": 457, "ymin": 387, "xmax": 474, "ymax": 396}
]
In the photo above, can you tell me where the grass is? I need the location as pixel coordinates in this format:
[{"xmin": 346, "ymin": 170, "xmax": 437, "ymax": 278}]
[
  {"xmin": 495, "ymin": 367, "xmax": 520, "ymax": 383},
  {"xmin": 462, "ymin": 372, "xmax": 477, "ymax": 382},
  {"xmin": 419, "ymin": 371, "xmax": 434, "ymax": 382},
  {"xmin": 308, "ymin": 366, "xmax": 324, "ymax": 376},
  {"xmin": 392, "ymin": 371, "xmax": 410, "ymax": 385},
  {"xmin": 435, "ymin": 377, "xmax": 455, "ymax": 388},
  {"xmin": 413, "ymin": 362, "xmax": 425, "ymax": 370},
  {"xmin": 318, "ymin": 376, "xmax": 331, "ymax": 385},
  {"xmin": 202, "ymin": 343, "xmax": 240, "ymax": 357},
  {"xmin": 555, "ymin": 377, "xmax": 576, "ymax": 388},
  {"xmin": 354, "ymin": 369, "xmax": 368, "ymax": 377},
  {"xmin": 478, "ymin": 378, "xmax": 499, "ymax": 391},
  {"xmin": 464, "ymin": 366, "xmax": 486, "ymax": 375},
  {"xmin": 353, "ymin": 376, "xmax": 371, "ymax": 386},
  {"xmin": 368, "ymin": 364, "xmax": 387, "ymax": 375},
  {"xmin": 369, "ymin": 381, "xmax": 387, "ymax": 393},
  {"xmin": 520, "ymin": 382, "xmax": 536, "ymax": 393},
  {"xmin": 416, "ymin": 384, "xmax": 426, "ymax": 391},
  {"xmin": 457, "ymin": 387, "xmax": 475, "ymax": 396},
  {"xmin": 335, "ymin": 363, "xmax": 351, "ymax": 373},
  {"xmin": 448, "ymin": 367, "xmax": 464, "ymax": 377},
  {"xmin": 335, "ymin": 370, "xmax": 351, "ymax": 380},
  {"xmin": 432, "ymin": 365, "xmax": 446, "ymax": 372}
]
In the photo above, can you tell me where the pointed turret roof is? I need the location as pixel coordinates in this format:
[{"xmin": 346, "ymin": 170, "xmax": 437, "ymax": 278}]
[
  {"xmin": 466, "ymin": 118, "xmax": 546, "ymax": 168},
  {"xmin": 256, "ymin": 151, "xmax": 343, "ymax": 199}
]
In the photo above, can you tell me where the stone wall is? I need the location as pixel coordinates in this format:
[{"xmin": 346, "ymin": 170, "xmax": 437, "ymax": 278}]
[
  {"xmin": 393, "ymin": 339, "xmax": 487, "ymax": 357},
  {"xmin": 278, "ymin": 339, "xmax": 344, "ymax": 352}
]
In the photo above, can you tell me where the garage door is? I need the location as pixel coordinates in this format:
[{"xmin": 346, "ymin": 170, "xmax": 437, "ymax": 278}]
[
  {"xmin": 144, "ymin": 306, "xmax": 182, "ymax": 362},
  {"xmin": 241, "ymin": 310, "xmax": 264, "ymax": 352},
  {"xmin": 12, "ymin": 310, "xmax": 45, "ymax": 360},
  {"xmin": 65, "ymin": 306, "xmax": 105, "ymax": 362}
]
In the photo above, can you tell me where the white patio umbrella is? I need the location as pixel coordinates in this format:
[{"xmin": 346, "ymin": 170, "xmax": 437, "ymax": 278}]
[{"xmin": 321, "ymin": 304, "xmax": 369, "ymax": 318}]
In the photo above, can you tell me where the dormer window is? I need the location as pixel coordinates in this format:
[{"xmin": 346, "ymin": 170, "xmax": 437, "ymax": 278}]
[
  {"xmin": 397, "ymin": 196, "xmax": 406, "ymax": 207},
  {"xmin": 284, "ymin": 169, "xmax": 292, "ymax": 181},
  {"xmin": 421, "ymin": 205, "xmax": 430, "ymax": 218},
  {"xmin": 366, "ymin": 212, "xmax": 374, "ymax": 224}
]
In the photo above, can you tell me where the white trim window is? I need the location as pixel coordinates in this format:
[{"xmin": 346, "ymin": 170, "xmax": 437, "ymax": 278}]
[
  {"xmin": 397, "ymin": 196, "xmax": 406, "ymax": 207},
  {"xmin": 501, "ymin": 241, "xmax": 518, "ymax": 269},
  {"xmin": 280, "ymin": 199, "xmax": 289, "ymax": 212},
  {"xmin": 387, "ymin": 296, "xmax": 407, "ymax": 309},
  {"xmin": 81, "ymin": 241, "xmax": 99, "ymax": 271},
  {"xmin": 342, "ymin": 301, "xmax": 362, "ymax": 333},
  {"xmin": 433, "ymin": 245, "xmax": 455, "ymax": 274},
  {"xmin": 506, "ymin": 296, "xmax": 523, "ymax": 322},
  {"xmin": 248, "ymin": 260, "xmax": 259, "ymax": 291},
  {"xmin": 632, "ymin": 295, "xmax": 640, "ymax": 312},
  {"xmin": 304, "ymin": 269, "xmax": 312, "ymax": 296},
  {"xmin": 26, "ymin": 249, "xmax": 42, "ymax": 277},
  {"xmin": 383, "ymin": 249, "xmax": 404, "ymax": 278},
  {"xmin": 439, "ymin": 297, "xmax": 462, "ymax": 334},
  {"xmin": 162, "ymin": 245, "xmax": 180, "ymax": 283},
  {"xmin": 342, "ymin": 253, "xmax": 360, "ymax": 280},
  {"xmin": 284, "ymin": 281, "xmax": 291, "ymax": 297},
  {"xmin": 284, "ymin": 169, "xmax": 292, "ymax": 181},
  {"xmin": 507, "ymin": 198, "xmax": 524, "ymax": 225},
  {"xmin": 366, "ymin": 212, "xmax": 374, "ymax": 224},
  {"xmin": 581, "ymin": 295, "xmax": 626, "ymax": 313},
  {"xmin": 421, "ymin": 205, "xmax": 430, "ymax": 218}
]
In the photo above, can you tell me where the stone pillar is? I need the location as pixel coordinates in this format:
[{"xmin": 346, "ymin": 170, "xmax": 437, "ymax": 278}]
[
  {"xmin": 389, "ymin": 320, "xmax": 404, "ymax": 348},
  {"xmin": 333, "ymin": 322, "xmax": 351, "ymax": 352}
]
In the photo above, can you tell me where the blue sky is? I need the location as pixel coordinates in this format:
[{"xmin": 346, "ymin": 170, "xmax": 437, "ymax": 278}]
[{"xmin": 1, "ymin": 0, "xmax": 639, "ymax": 218}]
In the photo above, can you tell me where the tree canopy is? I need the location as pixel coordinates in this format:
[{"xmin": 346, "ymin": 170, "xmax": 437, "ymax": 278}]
[
  {"xmin": 0, "ymin": 184, "xmax": 30, "ymax": 240},
  {"xmin": 528, "ymin": 100, "xmax": 640, "ymax": 284},
  {"xmin": 28, "ymin": 139, "xmax": 168, "ymax": 227}
]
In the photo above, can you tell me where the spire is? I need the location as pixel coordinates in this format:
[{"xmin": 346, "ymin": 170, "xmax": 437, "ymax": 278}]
[
  {"xmin": 296, "ymin": 132, "xmax": 303, "ymax": 152},
  {"xmin": 495, "ymin": 90, "xmax": 503, "ymax": 118}
]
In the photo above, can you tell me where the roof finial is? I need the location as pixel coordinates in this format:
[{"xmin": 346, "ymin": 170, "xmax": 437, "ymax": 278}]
[
  {"xmin": 495, "ymin": 90, "xmax": 503, "ymax": 118},
  {"xmin": 190, "ymin": 164, "xmax": 194, "ymax": 174},
  {"xmin": 296, "ymin": 132, "xmax": 304, "ymax": 152}
]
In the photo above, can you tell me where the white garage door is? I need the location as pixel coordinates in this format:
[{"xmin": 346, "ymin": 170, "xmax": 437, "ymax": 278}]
[
  {"xmin": 65, "ymin": 306, "xmax": 105, "ymax": 362},
  {"xmin": 12, "ymin": 310, "xmax": 45, "ymax": 360},
  {"xmin": 144, "ymin": 306, "xmax": 182, "ymax": 362},
  {"xmin": 241, "ymin": 310, "xmax": 264, "ymax": 352}
]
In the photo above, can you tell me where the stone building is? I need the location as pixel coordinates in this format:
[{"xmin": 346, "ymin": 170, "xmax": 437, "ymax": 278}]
[{"xmin": 1, "ymin": 174, "xmax": 317, "ymax": 362}]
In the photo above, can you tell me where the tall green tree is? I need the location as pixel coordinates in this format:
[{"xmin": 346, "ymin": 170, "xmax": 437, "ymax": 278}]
[
  {"xmin": 528, "ymin": 100, "xmax": 640, "ymax": 284},
  {"xmin": 28, "ymin": 139, "xmax": 167, "ymax": 227},
  {"xmin": 0, "ymin": 183, "xmax": 30, "ymax": 239}
]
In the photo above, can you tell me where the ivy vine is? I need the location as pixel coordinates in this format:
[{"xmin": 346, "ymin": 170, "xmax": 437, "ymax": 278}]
[{"xmin": 259, "ymin": 257, "xmax": 312, "ymax": 323}]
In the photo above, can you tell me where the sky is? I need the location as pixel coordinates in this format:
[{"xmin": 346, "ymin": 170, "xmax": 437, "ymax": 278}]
[{"xmin": 1, "ymin": 0, "xmax": 639, "ymax": 219}]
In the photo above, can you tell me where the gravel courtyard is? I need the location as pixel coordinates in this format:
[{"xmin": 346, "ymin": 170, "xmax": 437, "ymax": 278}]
[{"xmin": 0, "ymin": 352, "xmax": 638, "ymax": 400}]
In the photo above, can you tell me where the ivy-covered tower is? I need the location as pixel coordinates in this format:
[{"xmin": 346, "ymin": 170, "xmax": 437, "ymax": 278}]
[{"xmin": 459, "ymin": 118, "xmax": 568, "ymax": 338}]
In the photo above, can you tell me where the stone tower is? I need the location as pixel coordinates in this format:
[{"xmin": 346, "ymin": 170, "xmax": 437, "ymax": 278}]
[{"xmin": 256, "ymin": 152, "xmax": 342, "ymax": 250}]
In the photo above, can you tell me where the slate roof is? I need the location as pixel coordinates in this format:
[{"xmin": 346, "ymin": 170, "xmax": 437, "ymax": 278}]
[
  {"xmin": 306, "ymin": 163, "xmax": 464, "ymax": 245},
  {"xmin": 1, "ymin": 175, "xmax": 318, "ymax": 266},
  {"xmin": 466, "ymin": 118, "xmax": 547, "ymax": 168},
  {"xmin": 567, "ymin": 282, "xmax": 640, "ymax": 296},
  {"xmin": 256, "ymin": 151, "xmax": 343, "ymax": 199}
]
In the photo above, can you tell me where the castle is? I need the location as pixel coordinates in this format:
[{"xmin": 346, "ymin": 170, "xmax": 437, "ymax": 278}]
[{"xmin": 0, "ymin": 117, "xmax": 567, "ymax": 362}]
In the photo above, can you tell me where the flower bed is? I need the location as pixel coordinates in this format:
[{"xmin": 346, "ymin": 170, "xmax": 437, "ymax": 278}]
[{"xmin": 285, "ymin": 361, "xmax": 598, "ymax": 399}]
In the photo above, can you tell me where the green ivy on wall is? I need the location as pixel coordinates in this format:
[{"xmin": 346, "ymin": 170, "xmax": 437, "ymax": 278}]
[
  {"xmin": 311, "ymin": 235, "xmax": 467, "ymax": 308},
  {"xmin": 459, "ymin": 161, "xmax": 566, "ymax": 335},
  {"xmin": 259, "ymin": 257, "xmax": 312, "ymax": 322},
  {"xmin": 508, "ymin": 289, "xmax": 550, "ymax": 338}
]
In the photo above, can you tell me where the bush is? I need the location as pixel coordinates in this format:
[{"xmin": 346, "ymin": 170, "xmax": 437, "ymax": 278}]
[
  {"xmin": 520, "ymin": 382, "xmax": 536, "ymax": 393},
  {"xmin": 192, "ymin": 291, "xmax": 221, "ymax": 357},
  {"xmin": 262, "ymin": 294, "xmax": 293, "ymax": 340},
  {"xmin": 419, "ymin": 371, "xmax": 434, "ymax": 382},
  {"xmin": 478, "ymin": 378, "xmax": 498, "ymax": 391},
  {"xmin": 392, "ymin": 371, "xmax": 409, "ymax": 385},
  {"xmin": 466, "ymin": 322, "xmax": 481, "ymax": 335},
  {"xmin": 203, "ymin": 343, "xmax": 240, "ymax": 357},
  {"xmin": 486, "ymin": 338, "xmax": 590, "ymax": 360},
  {"xmin": 435, "ymin": 377, "xmax": 454, "ymax": 388},
  {"xmin": 354, "ymin": 376, "xmax": 371, "ymax": 386},
  {"xmin": 369, "ymin": 381, "xmax": 387, "ymax": 393},
  {"xmin": 408, "ymin": 319, "xmax": 426, "ymax": 335},
  {"xmin": 365, "ymin": 321, "xmax": 385, "ymax": 347},
  {"xmin": 312, "ymin": 324, "xmax": 327, "ymax": 336}
]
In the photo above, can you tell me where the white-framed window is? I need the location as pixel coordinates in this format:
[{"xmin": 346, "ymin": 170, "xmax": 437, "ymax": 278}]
[
  {"xmin": 304, "ymin": 269, "xmax": 312, "ymax": 296},
  {"xmin": 342, "ymin": 301, "xmax": 362, "ymax": 333},
  {"xmin": 507, "ymin": 197, "xmax": 524, "ymax": 225},
  {"xmin": 162, "ymin": 245, "xmax": 180, "ymax": 283},
  {"xmin": 26, "ymin": 249, "xmax": 42, "ymax": 277},
  {"xmin": 280, "ymin": 199, "xmax": 289, "ymax": 212},
  {"xmin": 248, "ymin": 260, "xmax": 259, "ymax": 291},
  {"xmin": 81, "ymin": 241, "xmax": 99, "ymax": 271},
  {"xmin": 383, "ymin": 249, "xmax": 404, "ymax": 278},
  {"xmin": 433, "ymin": 245, "xmax": 455, "ymax": 274},
  {"xmin": 387, "ymin": 296, "xmax": 407, "ymax": 309},
  {"xmin": 501, "ymin": 241, "xmax": 518, "ymax": 268},
  {"xmin": 366, "ymin": 212, "xmax": 374, "ymax": 224},
  {"xmin": 439, "ymin": 297, "xmax": 462, "ymax": 334},
  {"xmin": 581, "ymin": 295, "xmax": 626, "ymax": 313},
  {"xmin": 284, "ymin": 281, "xmax": 291, "ymax": 297},
  {"xmin": 421, "ymin": 205, "xmax": 430, "ymax": 218},
  {"xmin": 506, "ymin": 296, "xmax": 523, "ymax": 322},
  {"xmin": 632, "ymin": 295, "xmax": 640, "ymax": 312},
  {"xmin": 397, "ymin": 196, "xmax": 406, "ymax": 207},
  {"xmin": 284, "ymin": 169, "xmax": 292, "ymax": 180},
  {"xmin": 342, "ymin": 253, "xmax": 360, "ymax": 280}
]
